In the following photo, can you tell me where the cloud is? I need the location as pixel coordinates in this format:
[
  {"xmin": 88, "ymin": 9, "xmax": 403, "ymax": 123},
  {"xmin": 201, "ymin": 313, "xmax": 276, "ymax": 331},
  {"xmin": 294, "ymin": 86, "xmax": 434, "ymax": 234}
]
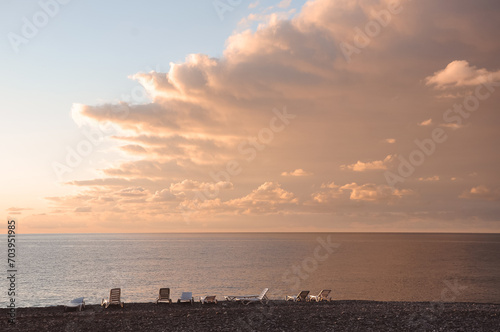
[
  {"xmin": 120, "ymin": 144, "xmax": 147, "ymax": 154},
  {"xmin": 278, "ymin": 0, "xmax": 292, "ymax": 9},
  {"xmin": 66, "ymin": 178, "xmax": 154, "ymax": 187},
  {"xmin": 224, "ymin": 182, "xmax": 298, "ymax": 214},
  {"xmin": 7, "ymin": 207, "xmax": 33, "ymax": 214},
  {"xmin": 340, "ymin": 183, "xmax": 413, "ymax": 202},
  {"xmin": 150, "ymin": 188, "xmax": 183, "ymax": 202},
  {"xmin": 418, "ymin": 118, "xmax": 432, "ymax": 126},
  {"xmin": 41, "ymin": 0, "xmax": 500, "ymax": 232},
  {"xmin": 460, "ymin": 185, "xmax": 500, "ymax": 201},
  {"xmin": 249, "ymin": 1, "xmax": 260, "ymax": 9},
  {"xmin": 180, "ymin": 182, "xmax": 298, "ymax": 215},
  {"xmin": 116, "ymin": 187, "xmax": 148, "ymax": 197},
  {"xmin": 74, "ymin": 207, "xmax": 92, "ymax": 213},
  {"xmin": 425, "ymin": 60, "xmax": 500, "ymax": 89},
  {"xmin": 311, "ymin": 182, "xmax": 343, "ymax": 204},
  {"xmin": 281, "ymin": 168, "xmax": 313, "ymax": 176},
  {"xmin": 169, "ymin": 179, "xmax": 233, "ymax": 192},
  {"xmin": 418, "ymin": 176, "xmax": 440, "ymax": 182},
  {"xmin": 311, "ymin": 181, "xmax": 412, "ymax": 204},
  {"xmin": 341, "ymin": 155, "xmax": 395, "ymax": 172}
]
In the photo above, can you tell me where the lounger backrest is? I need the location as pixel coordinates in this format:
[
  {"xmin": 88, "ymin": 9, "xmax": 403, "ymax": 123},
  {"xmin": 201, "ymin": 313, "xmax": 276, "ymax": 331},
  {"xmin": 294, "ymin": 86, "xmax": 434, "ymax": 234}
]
[
  {"xmin": 159, "ymin": 288, "xmax": 170, "ymax": 299},
  {"xmin": 320, "ymin": 289, "xmax": 331, "ymax": 298},
  {"xmin": 298, "ymin": 290, "xmax": 310, "ymax": 299},
  {"xmin": 110, "ymin": 288, "xmax": 121, "ymax": 302},
  {"xmin": 258, "ymin": 288, "xmax": 269, "ymax": 299},
  {"xmin": 181, "ymin": 292, "xmax": 192, "ymax": 300}
]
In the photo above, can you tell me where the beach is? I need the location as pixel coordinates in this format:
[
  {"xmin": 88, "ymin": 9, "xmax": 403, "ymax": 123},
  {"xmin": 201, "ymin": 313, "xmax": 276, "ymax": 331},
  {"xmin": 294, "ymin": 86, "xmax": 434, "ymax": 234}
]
[{"xmin": 2, "ymin": 300, "xmax": 499, "ymax": 331}]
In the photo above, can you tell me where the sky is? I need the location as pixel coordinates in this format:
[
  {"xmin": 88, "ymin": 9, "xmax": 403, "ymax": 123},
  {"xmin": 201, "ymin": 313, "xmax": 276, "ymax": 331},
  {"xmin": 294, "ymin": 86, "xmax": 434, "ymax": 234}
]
[{"xmin": 1, "ymin": 0, "xmax": 500, "ymax": 234}]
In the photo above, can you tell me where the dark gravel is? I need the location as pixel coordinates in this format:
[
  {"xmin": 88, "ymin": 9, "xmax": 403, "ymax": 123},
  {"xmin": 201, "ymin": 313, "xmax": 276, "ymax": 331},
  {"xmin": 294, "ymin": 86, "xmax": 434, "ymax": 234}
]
[{"xmin": 1, "ymin": 300, "xmax": 499, "ymax": 331}]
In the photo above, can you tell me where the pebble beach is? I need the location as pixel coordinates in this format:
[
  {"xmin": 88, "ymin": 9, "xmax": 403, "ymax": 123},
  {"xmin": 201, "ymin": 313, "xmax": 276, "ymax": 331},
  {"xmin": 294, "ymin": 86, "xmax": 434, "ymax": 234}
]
[{"xmin": 2, "ymin": 300, "xmax": 499, "ymax": 331}]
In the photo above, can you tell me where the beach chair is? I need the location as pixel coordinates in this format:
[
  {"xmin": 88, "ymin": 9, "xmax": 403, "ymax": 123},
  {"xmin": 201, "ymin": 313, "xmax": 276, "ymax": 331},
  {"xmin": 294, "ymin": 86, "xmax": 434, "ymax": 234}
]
[
  {"xmin": 101, "ymin": 288, "xmax": 124, "ymax": 308},
  {"xmin": 285, "ymin": 290, "xmax": 310, "ymax": 302},
  {"xmin": 307, "ymin": 289, "xmax": 331, "ymax": 302},
  {"xmin": 177, "ymin": 292, "xmax": 194, "ymax": 304},
  {"xmin": 225, "ymin": 288, "xmax": 269, "ymax": 305},
  {"xmin": 156, "ymin": 288, "xmax": 172, "ymax": 304},
  {"xmin": 200, "ymin": 295, "xmax": 217, "ymax": 304},
  {"xmin": 64, "ymin": 297, "xmax": 85, "ymax": 312}
]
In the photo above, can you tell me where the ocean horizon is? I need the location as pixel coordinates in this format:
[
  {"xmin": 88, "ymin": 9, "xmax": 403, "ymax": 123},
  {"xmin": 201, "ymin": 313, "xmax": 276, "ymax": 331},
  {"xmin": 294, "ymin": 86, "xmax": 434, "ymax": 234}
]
[{"xmin": 2, "ymin": 232, "xmax": 500, "ymax": 308}]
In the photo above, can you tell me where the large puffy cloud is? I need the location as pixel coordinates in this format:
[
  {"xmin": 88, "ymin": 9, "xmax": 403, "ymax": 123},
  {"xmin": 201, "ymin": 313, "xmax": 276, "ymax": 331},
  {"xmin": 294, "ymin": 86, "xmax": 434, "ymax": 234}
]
[{"xmin": 42, "ymin": 0, "xmax": 500, "ymax": 232}]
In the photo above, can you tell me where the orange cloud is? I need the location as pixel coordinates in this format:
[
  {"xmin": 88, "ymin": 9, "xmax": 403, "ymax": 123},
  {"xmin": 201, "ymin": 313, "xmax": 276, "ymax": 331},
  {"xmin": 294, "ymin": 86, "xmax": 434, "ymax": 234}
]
[
  {"xmin": 41, "ymin": 0, "xmax": 500, "ymax": 232},
  {"xmin": 460, "ymin": 185, "xmax": 500, "ymax": 201},
  {"xmin": 425, "ymin": 60, "xmax": 500, "ymax": 89},
  {"xmin": 281, "ymin": 169, "xmax": 313, "ymax": 176},
  {"xmin": 340, "ymin": 183, "xmax": 413, "ymax": 202},
  {"xmin": 341, "ymin": 155, "xmax": 395, "ymax": 172},
  {"xmin": 418, "ymin": 118, "xmax": 432, "ymax": 126}
]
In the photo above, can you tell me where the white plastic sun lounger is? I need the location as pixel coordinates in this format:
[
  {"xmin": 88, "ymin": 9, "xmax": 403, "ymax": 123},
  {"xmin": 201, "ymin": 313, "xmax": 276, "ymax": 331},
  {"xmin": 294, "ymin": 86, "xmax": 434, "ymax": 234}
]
[
  {"xmin": 101, "ymin": 288, "xmax": 124, "ymax": 308},
  {"xmin": 200, "ymin": 295, "xmax": 217, "ymax": 304},
  {"xmin": 307, "ymin": 289, "xmax": 331, "ymax": 302},
  {"xmin": 285, "ymin": 290, "xmax": 310, "ymax": 302},
  {"xmin": 64, "ymin": 297, "xmax": 85, "ymax": 311},
  {"xmin": 177, "ymin": 292, "xmax": 194, "ymax": 304},
  {"xmin": 225, "ymin": 288, "xmax": 269, "ymax": 305}
]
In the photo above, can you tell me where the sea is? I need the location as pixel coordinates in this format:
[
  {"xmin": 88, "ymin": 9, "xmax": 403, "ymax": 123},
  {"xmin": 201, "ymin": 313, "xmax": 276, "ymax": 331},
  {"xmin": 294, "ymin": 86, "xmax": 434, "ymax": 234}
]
[{"xmin": 1, "ymin": 233, "xmax": 499, "ymax": 308}]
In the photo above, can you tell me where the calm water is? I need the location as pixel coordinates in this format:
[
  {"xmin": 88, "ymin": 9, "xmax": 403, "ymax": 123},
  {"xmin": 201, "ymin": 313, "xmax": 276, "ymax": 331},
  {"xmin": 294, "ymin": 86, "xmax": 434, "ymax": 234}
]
[{"xmin": 1, "ymin": 233, "xmax": 499, "ymax": 307}]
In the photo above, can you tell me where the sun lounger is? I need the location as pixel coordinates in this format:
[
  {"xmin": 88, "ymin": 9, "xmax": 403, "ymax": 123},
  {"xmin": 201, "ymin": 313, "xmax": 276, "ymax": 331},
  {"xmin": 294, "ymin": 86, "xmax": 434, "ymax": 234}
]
[
  {"xmin": 64, "ymin": 297, "xmax": 85, "ymax": 311},
  {"xmin": 101, "ymin": 288, "xmax": 124, "ymax": 308},
  {"xmin": 307, "ymin": 289, "xmax": 331, "ymax": 302},
  {"xmin": 156, "ymin": 288, "xmax": 172, "ymax": 304},
  {"xmin": 225, "ymin": 288, "xmax": 269, "ymax": 305},
  {"xmin": 285, "ymin": 290, "xmax": 310, "ymax": 302},
  {"xmin": 200, "ymin": 295, "xmax": 217, "ymax": 304},
  {"xmin": 177, "ymin": 292, "xmax": 194, "ymax": 304}
]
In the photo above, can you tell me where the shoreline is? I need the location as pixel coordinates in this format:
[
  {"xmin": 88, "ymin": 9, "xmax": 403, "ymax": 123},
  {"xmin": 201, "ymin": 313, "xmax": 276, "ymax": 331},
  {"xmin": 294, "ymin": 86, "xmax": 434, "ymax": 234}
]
[
  {"xmin": 7, "ymin": 298, "xmax": 500, "ymax": 309},
  {"xmin": 2, "ymin": 300, "xmax": 499, "ymax": 331}
]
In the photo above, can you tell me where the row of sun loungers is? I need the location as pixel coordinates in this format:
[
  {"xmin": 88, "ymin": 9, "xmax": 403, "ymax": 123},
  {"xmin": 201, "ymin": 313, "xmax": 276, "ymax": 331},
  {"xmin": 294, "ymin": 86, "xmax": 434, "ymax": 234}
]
[
  {"xmin": 65, "ymin": 288, "xmax": 331, "ymax": 310},
  {"xmin": 285, "ymin": 289, "xmax": 331, "ymax": 302},
  {"xmin": 157, "ymin": 289, "xmax": 217, "ymax": 304}
]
